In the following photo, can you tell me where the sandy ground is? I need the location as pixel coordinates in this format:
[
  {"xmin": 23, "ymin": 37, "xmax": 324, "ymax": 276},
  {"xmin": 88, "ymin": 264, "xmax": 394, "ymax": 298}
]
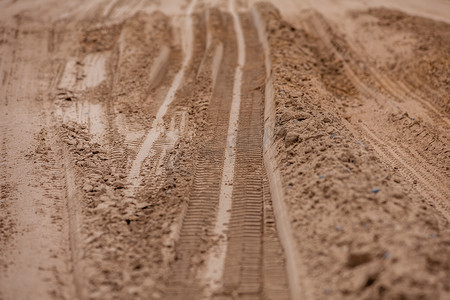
[{"xmin": 0, "ymin": 0, "xmax": 448, "ymax": 299}]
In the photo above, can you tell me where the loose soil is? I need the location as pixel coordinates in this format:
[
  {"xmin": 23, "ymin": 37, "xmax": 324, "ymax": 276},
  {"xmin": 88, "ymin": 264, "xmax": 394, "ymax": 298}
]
[{"xmin": 0, "ymin": 0, "xmax": 448, "ymax": 300}]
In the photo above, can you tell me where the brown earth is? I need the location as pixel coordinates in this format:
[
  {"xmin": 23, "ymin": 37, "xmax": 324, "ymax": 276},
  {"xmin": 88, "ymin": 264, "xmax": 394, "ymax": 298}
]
[{"xmin": 0, "ymin": 0, "xmax": 448, "ymax": 300}]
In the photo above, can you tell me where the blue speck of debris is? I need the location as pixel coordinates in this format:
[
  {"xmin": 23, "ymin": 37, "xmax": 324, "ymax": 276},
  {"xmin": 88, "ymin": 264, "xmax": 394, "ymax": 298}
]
[
  {"xmin": 384, "ymin": 252, "xmax": 391, "ymax": 259},
  {"xmin": 371, "ymin": 188, "xmax": 380, "ymax": 194},
  {"xmin": 329, "ymin": 134, "xmax": 335, "ymax": 139},
  {"xmin": 319, "ymin": 175, "xmax": 324, "ymax": 179},
  {"xmin": 335, "ymin": 225, "xmax": 343, "ymax": 232},
  {"xmin": 357, "ymin": 141, "xmax": 365, "ymax": 148}
]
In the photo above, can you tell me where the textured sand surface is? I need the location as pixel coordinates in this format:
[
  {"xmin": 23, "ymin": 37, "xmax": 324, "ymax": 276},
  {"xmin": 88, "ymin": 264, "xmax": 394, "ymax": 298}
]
[{"xmin": 0, "ymin": 0, "xmax": 448, "ymax": 299}]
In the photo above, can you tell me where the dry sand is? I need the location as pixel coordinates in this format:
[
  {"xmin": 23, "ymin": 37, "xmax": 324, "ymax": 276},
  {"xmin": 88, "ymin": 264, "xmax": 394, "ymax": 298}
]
[{"xmin": 0, "ymin": 0, "xmax": 448, "ymax": 299}]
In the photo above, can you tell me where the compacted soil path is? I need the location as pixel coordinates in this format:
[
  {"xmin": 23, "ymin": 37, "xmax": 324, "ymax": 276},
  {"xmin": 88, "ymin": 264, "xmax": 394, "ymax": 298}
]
[{"xmin": 0, "ymin": 0, "xmax": 449, "ymax": 299}]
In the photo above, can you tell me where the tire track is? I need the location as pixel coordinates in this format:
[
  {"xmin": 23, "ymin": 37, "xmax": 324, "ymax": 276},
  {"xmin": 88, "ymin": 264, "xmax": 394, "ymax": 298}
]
[
  {"xmin": 165, "ymin": 9, "xmax": 236, "ymax": 298},
  {"xmin": 252, "ymin": 5, "xmax": 304, "ymax": 300},
  {"xmin": 261, "ymin": 174, "xmax": 290, "ymax": 300},
  {"xmin": 0, "ymin": 25, "xmax": 78, "ymax": 299},
  {"xmin": 59, "ymin": 133, "xmax": 86, "ymax": 300},
  {"xmin": 219, "ymin": 12, "xmax": 286, "ymax": 299},
  {"xmin": 358, "ymin": 123, "xmax": 450, "ymax": 220},
  {"xmin": 356, "ymin": 61, "xmax": 450, "ymax": 129},
  {"xmin": 303, "ymin": 12, "xmax": 450, "ymax": 129},
  {"xmin": 125, "ymin": 0, "xmax": 197, "ymax": 197},
  {"xmin": 49, "ymin": 66, "xmax": 85, "ymax": 300},
  {"xmin": 303, "ymin": 13, "xmax": 450, "ymax": 221},
  {"xmin": 202, "ymin": 0, "xmax": 246, "ymax": 293},
  {"xmin": 136, "ymin": 112, "xmax": 186, "ymax": 199},
  {"xmin": 166, "ymin": 4, "xmax": 290, "ymax": 298},
  {"xmin": 401, "ymin": 78, "xmax": 450, "ymax": 116}
]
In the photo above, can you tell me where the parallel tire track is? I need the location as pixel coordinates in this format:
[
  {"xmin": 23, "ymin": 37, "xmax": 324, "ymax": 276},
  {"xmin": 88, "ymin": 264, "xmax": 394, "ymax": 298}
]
[
  {"xmin": 304, "ymin": 14, "xmax": 450, "ymax": 221},
  {"xmin": 358, "ymin": 124, "xmax": 450, "ymax": 220},
  {"xmin": 165, "ymin": 10, "xmax": 237, "ymax": 298},
  {"xmin": 203, "ymin": 0, "xmax": 246, "ymax": 294},
  {"xmin": 221, "ymin": 13, "xmax": 288, "ymax": 299},
  {"xmin": 305, "ymin": 13, "xmax": 450, "ymax": 130},
  {"xmin": 222, "ymin": 15, "xmax": 263, "ymax": 295},
  {"xmin": 166, "ymin": 6, "xmax": 290, "ymax": 298}
]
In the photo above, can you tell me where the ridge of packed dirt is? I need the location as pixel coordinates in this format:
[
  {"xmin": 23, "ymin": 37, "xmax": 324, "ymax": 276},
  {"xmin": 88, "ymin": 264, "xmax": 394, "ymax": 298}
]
[{"xmin": 255, "ymin": 2, "xmax": 450, "ymax": 299}]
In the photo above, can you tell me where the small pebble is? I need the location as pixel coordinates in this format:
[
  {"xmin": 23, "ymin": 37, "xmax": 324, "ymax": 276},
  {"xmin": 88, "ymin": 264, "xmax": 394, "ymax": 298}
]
[
  {"xmin": 285, "ymin": 132, "xmax": 299, "ymax": 147},
  {"xmin": 371, "ymin": 188, "xmax": 380, "ymax": 194},
  {"xmin": 83, "ymin": 184, "xmax": 94, "ymax": 192}
]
